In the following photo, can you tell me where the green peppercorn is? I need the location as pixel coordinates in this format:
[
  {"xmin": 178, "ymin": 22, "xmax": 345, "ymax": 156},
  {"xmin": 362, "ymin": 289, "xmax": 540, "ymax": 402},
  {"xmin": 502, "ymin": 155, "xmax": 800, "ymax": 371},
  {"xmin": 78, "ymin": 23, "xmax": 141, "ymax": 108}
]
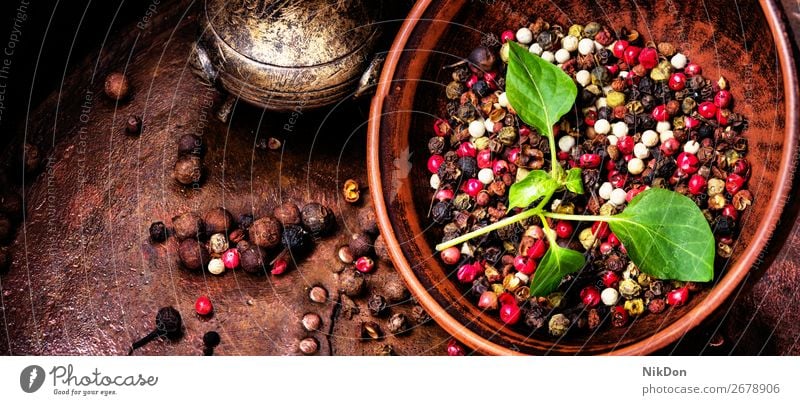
[
  {"xmin": 497, "ymin": 126, "xmax": 517, "ymax": 146},
  {"xmin": 548, "ymin": 314, "xmax": 571, "ymax": 337},
  {"xmin": 618, "ymin": 279, "xmax": 642, "ymax": 299}
]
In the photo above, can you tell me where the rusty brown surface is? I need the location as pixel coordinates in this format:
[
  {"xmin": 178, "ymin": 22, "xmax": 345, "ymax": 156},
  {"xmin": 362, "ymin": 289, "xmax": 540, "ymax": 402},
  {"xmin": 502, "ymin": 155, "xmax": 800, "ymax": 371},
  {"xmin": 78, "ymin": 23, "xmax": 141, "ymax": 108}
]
[{"xmin": 0, "ymin": 0, "xmax": 798, "ymax": 355}]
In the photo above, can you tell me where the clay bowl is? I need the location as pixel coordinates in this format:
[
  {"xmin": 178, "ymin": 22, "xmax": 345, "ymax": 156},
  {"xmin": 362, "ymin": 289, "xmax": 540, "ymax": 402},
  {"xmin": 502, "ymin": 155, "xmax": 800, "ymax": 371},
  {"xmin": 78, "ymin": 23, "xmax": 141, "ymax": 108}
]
[{"xmin": 368, "ymin": 0, "xmax": 798, "ymax": 355}]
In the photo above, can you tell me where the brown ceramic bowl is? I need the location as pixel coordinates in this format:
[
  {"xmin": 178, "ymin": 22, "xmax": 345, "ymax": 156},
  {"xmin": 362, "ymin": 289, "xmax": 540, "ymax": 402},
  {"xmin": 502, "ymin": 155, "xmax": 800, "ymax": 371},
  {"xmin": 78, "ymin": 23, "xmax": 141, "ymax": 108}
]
[{"xmin": 368, "ymin": 0, "xmax": 799, "ymax": 355}]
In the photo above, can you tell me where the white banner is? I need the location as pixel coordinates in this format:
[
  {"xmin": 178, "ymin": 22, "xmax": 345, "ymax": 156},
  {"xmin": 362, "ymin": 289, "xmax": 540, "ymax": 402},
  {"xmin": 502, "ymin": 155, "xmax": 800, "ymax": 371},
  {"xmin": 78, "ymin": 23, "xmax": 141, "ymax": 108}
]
[{"xmin": 0, "ymin": 356, "xmax": 797, "ymax": 405}]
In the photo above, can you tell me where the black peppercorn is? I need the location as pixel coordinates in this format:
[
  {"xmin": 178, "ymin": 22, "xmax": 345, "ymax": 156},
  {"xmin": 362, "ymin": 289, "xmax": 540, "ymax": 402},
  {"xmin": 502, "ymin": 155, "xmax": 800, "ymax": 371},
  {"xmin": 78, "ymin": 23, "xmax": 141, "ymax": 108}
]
[
  {"xmin": 368, "ymin": 294, "xmax": 387, "ymax": 316},
  {"xmin": 524, "ymin": 301, "xmax": 547, "ymax": 330},
  {"xmin": 178, "ymin": 239, "xmax": 210, "ymax": 271},
  {"xmin": 149, "ymin": 221, "xmax": 167, "ymax": 243},
  {"xmin": 173, "ymin": 155, "xmax": 202, "ymax": 186},
  {"xmin": 204, "ymin": 207, "xmax": 235, "ymax": 235},
  {"xmin": 240, "ymin": 246, "xmax": 266, "ymax": 274},
  {"xmin": 411, "ymin": 305, "xmax": 430, "ymax": 324},
  {"xmin": 467, "ymin": 46, "xmax": 495, "ymax": 72},
  {"xmin": 172, "ymin": 212, "xmax": 204, "ymax": 240},
  {"xmin": 301, "ymin": 203, "xmax": 336, "ymax": 236},
  {"xmin": 348, "ymin": 232, "xmax": 373, "ymax": 258},
  {"xmin": 712, "ymin": 215, "xmax": 736, "ymax": 236},
  {"xmin": 431, "ymin": 201, "xmax": 453, "ymax": 224},
  {"xmin": 177, "ymin": 134, "xmax": 203, "ymax": 156},
  {"xmin": 457, "ymin": 156, "xmax": 478, "ymax": 179},
  {"xmin": 428, "ymin": 136, "xmax": 445, "ymax": 155},
  {"xmin": 282, "ymin": 225, "xmax": 311, "ymax": 255},
  {"xmin": 472, "ymin": 80, "xmax": 491, "ymax": 98},
  {"xmin": 203, "ymin": 331, "xmax": 221, "ymax": 348},
  {"xmin": 237, "ymin": 213, "xmax": 254, "ymax": 230},
  {"xmin": 250, "ymin": 216, "xmax": 282, "ymax": 248},
  {"xmin": 338, "ymin": 267, "xmax": 365, "ymax": 297},
  {"xmin": 273, "ymin": 201, "xmax": 301, "ymax": 226},
  {"xmin": 125, "ymin": 115, "xmax": 142, "ymax": 135},
  {"xmin": 128, "ymin": 306, "xmax": 182, "ymax": 355}
]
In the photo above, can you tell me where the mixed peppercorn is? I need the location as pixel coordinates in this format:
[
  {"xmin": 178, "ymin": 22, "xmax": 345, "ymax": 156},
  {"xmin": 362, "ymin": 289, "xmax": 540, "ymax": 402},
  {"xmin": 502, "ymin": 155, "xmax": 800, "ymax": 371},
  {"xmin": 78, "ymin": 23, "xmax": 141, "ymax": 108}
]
[{"xmin": 429, "ymin": 18, "xmax": 752, "ymax": 339}]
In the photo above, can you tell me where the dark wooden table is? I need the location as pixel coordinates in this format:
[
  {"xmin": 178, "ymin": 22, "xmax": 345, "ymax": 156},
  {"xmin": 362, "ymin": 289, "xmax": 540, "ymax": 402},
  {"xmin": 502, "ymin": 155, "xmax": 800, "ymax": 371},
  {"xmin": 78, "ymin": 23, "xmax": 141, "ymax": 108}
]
[{"xmin": 0, "ymin": 0, "xmax": 798, "ymax": 355}]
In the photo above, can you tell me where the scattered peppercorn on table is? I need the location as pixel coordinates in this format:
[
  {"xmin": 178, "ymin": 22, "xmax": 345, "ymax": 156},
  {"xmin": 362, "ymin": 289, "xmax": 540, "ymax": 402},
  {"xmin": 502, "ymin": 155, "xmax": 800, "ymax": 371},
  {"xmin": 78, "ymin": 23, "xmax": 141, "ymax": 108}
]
[{"xmin": 0, "ymin": 0, "xmax": 799, "ymax": 355}]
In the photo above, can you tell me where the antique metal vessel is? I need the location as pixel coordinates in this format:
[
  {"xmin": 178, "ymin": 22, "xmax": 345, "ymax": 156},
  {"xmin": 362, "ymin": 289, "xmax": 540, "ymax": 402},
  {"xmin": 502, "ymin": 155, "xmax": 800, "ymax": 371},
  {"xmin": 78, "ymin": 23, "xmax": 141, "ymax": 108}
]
[{"xmin": 193, "ymin": 0, "xmax": 381, "ymax": 112}]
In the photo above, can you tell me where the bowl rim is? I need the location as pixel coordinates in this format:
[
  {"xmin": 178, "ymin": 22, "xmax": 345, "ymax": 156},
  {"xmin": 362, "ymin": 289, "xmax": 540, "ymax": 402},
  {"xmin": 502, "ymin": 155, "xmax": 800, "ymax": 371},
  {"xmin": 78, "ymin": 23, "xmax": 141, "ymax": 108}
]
[{"xmin": 368, "ymin": 0, "xmax": 799, "ymax": 355}]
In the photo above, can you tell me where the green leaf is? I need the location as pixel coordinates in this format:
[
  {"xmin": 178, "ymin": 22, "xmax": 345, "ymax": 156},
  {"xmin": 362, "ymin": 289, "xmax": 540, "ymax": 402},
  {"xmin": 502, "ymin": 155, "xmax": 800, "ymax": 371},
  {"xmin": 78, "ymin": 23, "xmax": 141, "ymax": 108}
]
[
  {"xmin": 529, "ymin": 244, "xmax": 586, "ymax": 296},
  {"xmin": 608, "ymin": 188, "xmax": 715, "ymax": 282},
  {"xmin": 507, "ymin": 170, "xmax": 560, "ymax": 211},
  {"xmin": 506, "ymin": 42, "xmax": 578, "ymax": 138},
  {"xmin": 565, "ymin": 168, "xmax": 584, "ymax": 194}
]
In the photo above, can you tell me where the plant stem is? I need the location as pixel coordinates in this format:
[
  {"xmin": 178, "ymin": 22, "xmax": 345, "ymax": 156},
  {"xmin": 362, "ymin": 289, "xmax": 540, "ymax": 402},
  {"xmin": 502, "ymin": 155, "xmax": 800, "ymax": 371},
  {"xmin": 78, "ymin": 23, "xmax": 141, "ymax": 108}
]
[
  {"xmin": 538, "ymin": 212, "xmax": 558, "ymax": 246},
  {"xmin": 434, "ymin": 207, "xmax": 540, "ymax": 251},
  {"xmin": 546, "ymin": 127, "xmax": 560, "ymax": 176},
  {"xmin": 542, "ymin": 212, "xmax": 619, "ymax": 222}
]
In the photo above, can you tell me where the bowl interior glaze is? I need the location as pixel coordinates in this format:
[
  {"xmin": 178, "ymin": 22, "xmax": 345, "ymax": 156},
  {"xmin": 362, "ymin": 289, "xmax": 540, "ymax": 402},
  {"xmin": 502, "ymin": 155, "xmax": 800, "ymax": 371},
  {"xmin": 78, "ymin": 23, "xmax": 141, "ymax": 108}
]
[{"xmin": 369, "ymin": 0, "xmax": 797, "ymax": 355}]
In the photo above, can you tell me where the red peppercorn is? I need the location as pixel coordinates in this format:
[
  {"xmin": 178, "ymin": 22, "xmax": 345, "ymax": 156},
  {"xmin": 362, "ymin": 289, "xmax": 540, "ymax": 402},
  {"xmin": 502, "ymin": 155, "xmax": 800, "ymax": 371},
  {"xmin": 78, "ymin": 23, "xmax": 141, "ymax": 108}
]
[
  {"xmin": 477, "ymin": 149, "xmax": 493, "ymax": 168},
  {"xmin": 623, "ymin": 46, "xmax": 641, "ymax": 66},
  {"xmin": 580, "ymin": 286, "xmax": 601, "ymax": 307},
  {"xmin": 427, "ymin": 154, "xmax": 444, "ymax": 174},
  {"xmin": 609, "ymin": 171, "xmax": 627, "ymax": 189},
  {"xmin": 466, "ymin": 74, "xmax": 478, "ymax": 89},
  {"xmin": 456, "ymin": 262, "xmax": 479, "ymax": 283},
  {"xmin": 492, "ymin": 159, "xmax": 509, "ymax": 175},
  {"xmin": 612, "ymin": 40, "xmax": 629, "ymax": 58},
  {"xmin": 660, "ymin": 137, "xmax": 681, "ymax": 156},
  {"xmin": 719, "ymin": 235, "xmax": 734, "ymax": 245},
  {"xmin": 684, "ymin": 116, "xmax": 701, "ymax": 129},
  {"xmin": 733, "ymin": 159, "xmax": 750, "ymax": 177},
  {"xmin": 722, "ymin": 204, "xmax": 739, "ymax": 221},
  {"xmin": 555, "ymin": 221, "xmax": 574, "ymax": 239},
  {"xmin": 698, "ymin": 101, "xmax": 717, "ymax": 119},
  {"xmin": 606, "ymin": 64, "xmax": 619, "ymax": 76},
  {"xmin": 685, "ymin": 62, "xmax": 702, "ymax": 77},
  {"xmin": 527, "ymin": 239, "xmax": 547, "ymax": 259},
  {"xmin": 668, "ymin": 73, "xmax": 687, "ymax": 91},
  {"xmin": 559, "ymin": 152, "xmax": 571, "ymax": 161},
  {"xmin": 222, "ymin": 248, "xmax": 240, "ymax": 269},
  {"xmin": 626, "ymin": 186, "xmax": 645, "ymax": 203},
  {"xmin": 726, "ymin": 173, "xmax": 746, "ymax": 194},
  {"xmin": 500, "ymin": 30, "xmax": 515, "ymax": 43},
  {"xmin": 195, "ymin": 295, "xmax": 213, "ymax": 316},
  {"xmin": 592, "ymin": 222, "xmax": 610, "ymax": 239},
  {"xmin": 638, "ymin": 47, "xmax": 658, "ymax": 69},
  {"xmin": 355, "ymin": 256, "xmax": 375, "ymax": 273},
  {"xmin": 688, "ymin": 175, "xmax": 707, "ymax": 195},
  {"xmin": 506, "ymin": 147, "xmax": 520, "ymax": 165},
  {"xmin": 461, "ymin": 178, "xmax": 483, "ymax": 197},
  {"xmin": 457, "ymin": 142, "xmax": 477, "ymax": 158},
  {"xmin": 651, "ymin": 104, "xmax": 669, "ymax": 121},
  {"xmin": 612, "ymin": 305, "xmax": 629, "ymax": 327},
  {"xmin": 440, "ymin": 246, "xmax": 461, "ymax": 265},
  {"xmin": 435, "ymin": 188, "xmax": 454, "ymax": 201},
  {"xmin": 433, "ymin": 118, "xmax": 449, "ymax": 137},
  {"xmin": 714, "ymin": 90, "xmax": 732, "ymax": 108},
  {"xmin": 716, "ymin": 109, "xmax": 730, "ymax": 126},
  {"xmin": 519, "ymin": 126, "xmax": 531, "ymax": 137},
  {"xmin": 666, "ymin": 287, "xmax": 689, "ymax": 306},
  {"xmin": 271, "ymin": 258, "xmax": 288, "ymax": 275},
  {"xmin": 513, "ymin": 255, "xmax": 536, "ymax": 275},
  {"xmin": 499, "ymin": 303, "xmax": 521, "ymax": 325},
  {"xmin": 447, "ymin": 338, "xmax": 466, "ymax": 356},
  {"xmin": 601, "ymin": 271, "xmax": 621, "ymax": 288},
  {"xmin": 617, "ymin": 135, "xmax": 634, "ymax": 155},
  {"xmin": 584, "ymin": 109, "xmax": 598, "ymax": 126},
  {"xmin": 579, "ymin": 153, "xmax": 602, "ymax": 169},
  {"xmin": 677, "ymin": 152, "xmax": 700, "ymax": 174},
  {"xmin": 599, "ymin": 242, "xmax": 614, "ymax": 255}
]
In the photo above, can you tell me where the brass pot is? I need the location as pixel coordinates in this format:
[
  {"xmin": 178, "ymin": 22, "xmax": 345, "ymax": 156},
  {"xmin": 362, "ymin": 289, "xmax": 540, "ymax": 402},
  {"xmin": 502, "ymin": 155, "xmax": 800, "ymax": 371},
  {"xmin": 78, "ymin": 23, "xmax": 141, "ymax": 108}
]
[{"xmin": 193, "ymin": 0, "xmax": 381, "ymax": 112}]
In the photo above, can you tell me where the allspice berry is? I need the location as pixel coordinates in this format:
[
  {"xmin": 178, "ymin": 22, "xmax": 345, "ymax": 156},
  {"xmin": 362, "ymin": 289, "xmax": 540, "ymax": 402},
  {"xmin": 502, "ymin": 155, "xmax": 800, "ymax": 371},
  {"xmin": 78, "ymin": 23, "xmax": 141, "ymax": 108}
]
[
  {"xmin": 301, "ymin": 313, "xmax": 322, "ymax": 331},
  {"xmin": 383, "ymin": 278, "xmax": 409, "ymax": 303},
  {"xmin": 374, "ymin": 234, "xmax": 390, "ymax": 262},
  {"xmin": 357, "ymin": 207, "xmax": 379, "ymax": 235},
  {"xmin": 178, "ymin": 239, "xmax": 210, "ymax": 271},
  {"xmin": 299, "ymin": 337, "xmax": 319, "ymax": 355},
  {"xmin": 348, "ymin": 232, "xmax": 373, "ymax": 258},
  {"xmin": 174, "ymin": 155, "xmax": 202, "ymax": 186},
  {"xmin": 240, "ymin": 246, "xmax": 266, "ymax": 274},
  {"xmin": 273, "ymin": 201, "xmax": 301, "ymax": 226},
  {"xmin": 104, "ymin": 72, "xmax": 130, "ymax": 101},
  {"xmin": 204, "ymin": 207, "xmax": 234, "ymax": 235},
  {"xmin": 301, "ymin": 202, "xmax": 336, "ymax": 236},
  {"xmin": 249, "ymin": 216, "xmax": 282, "ymax": 248},
  {"xmin": 178, "ymin": 134, "xmax": 203, "ymax": 156},
  {"xmin": 148, "ymin": 221, "xmax": 167, "ymax": 243},
  {"xmin": 309, "ymin": 285, "xmax": 328, "ymax": 303},
  {"xmin": 172, "ymin": 212, "xmax": 204, "ymax": 240},
  {"xmin": 337, "ymin": 267, "xmax": 365, "ymax": 297}
]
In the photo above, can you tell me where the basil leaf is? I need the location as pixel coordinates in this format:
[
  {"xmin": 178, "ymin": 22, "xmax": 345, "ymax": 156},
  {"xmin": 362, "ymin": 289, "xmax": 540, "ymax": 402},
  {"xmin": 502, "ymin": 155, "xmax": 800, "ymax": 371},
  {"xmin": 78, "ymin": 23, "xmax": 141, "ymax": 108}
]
[
  {"xmin": 507, "ymin": 169, "xmax": 560, "ymax": 211},
  {"xmin": 529, "ymin": 244, "xmax": 586, "ymax": 297},
  {"xmin": 565, "ymin": 168, "xmax": 584, "ymax": 194},
  {"xmin": 506, "ymin": 42, "xmax": 578, "ymax": 138},
  {"xmin": 609, "ymin": 188, "xmax": 715, "ymax": 282}
]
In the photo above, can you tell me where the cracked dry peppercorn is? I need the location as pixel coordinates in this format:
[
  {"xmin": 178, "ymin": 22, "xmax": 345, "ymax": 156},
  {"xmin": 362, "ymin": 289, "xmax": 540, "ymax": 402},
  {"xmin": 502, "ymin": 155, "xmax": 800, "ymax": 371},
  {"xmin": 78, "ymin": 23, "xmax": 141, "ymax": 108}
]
[
  {"xmin": 301, "ymin": 203, "xmax": 336, "ymax": 236},
  {"xmin": 367, "ymin": 294, "xmax": 387, "ymax": 316},
  {"xmin": 387, "ymin": 313, "xmax": 408, "ymax": 335}
]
